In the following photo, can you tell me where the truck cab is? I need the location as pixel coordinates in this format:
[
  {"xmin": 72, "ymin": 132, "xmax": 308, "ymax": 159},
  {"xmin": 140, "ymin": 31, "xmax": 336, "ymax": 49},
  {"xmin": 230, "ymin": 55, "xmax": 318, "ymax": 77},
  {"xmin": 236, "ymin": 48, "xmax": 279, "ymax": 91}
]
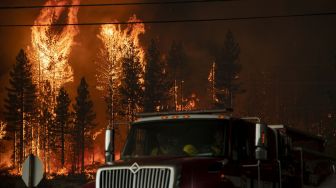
[{"xmin": 91, "ymin": 110, "xmax": 336, "ymax": 188}]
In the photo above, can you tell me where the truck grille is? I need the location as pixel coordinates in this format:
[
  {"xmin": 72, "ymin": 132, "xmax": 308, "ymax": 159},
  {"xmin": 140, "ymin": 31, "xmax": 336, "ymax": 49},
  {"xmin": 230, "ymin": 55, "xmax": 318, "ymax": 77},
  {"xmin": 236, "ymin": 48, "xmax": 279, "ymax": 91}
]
[{"xmin": 97, "ymin": 165, "xmax": 174, "ymax": 188}]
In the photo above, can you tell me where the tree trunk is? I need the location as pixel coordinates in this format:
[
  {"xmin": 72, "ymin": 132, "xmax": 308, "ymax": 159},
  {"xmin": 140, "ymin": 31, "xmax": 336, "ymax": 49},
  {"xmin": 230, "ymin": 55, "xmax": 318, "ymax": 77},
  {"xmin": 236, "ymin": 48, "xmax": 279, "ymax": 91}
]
[
  {"xmin": 13, "ymin": 131, "xmax": 16, "ymax": 168},
  {"xmin": 81, "ymin": 125, "xmax": 85, "ymax": 173},
  {"xmin": 61, "ymin": 124, "xmax": 64, "ymax": 167},
  {"xmin": 20, "ymin": 109, "xmax": 24, "ymax": 168}
]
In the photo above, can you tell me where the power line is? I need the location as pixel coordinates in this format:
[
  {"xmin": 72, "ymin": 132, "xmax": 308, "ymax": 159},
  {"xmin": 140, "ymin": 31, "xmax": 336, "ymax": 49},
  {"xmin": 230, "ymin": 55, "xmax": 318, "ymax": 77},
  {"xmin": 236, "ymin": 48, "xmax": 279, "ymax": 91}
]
[
  {"xmin": 0, "ymin": 0, "xmax": 235, "ymax": 10},
  {"xmin": 0, "ymin": 11, "xmax": 335, "ymax": 28}
]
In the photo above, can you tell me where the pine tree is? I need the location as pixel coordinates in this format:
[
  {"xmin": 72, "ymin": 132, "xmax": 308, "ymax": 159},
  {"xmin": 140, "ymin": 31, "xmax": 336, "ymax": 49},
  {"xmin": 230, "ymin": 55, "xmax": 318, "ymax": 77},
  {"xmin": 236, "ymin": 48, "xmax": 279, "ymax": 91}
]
[
  {"xmin": 54, "ymin": 87, "xmax": 71, "ymax": 167},
  {"xmin": 213, "ymin": 30, "xmax": 241, "ymax": 108},
  {"xmin": 167, "ymin": 41, "xmax": 188, "ymax": 111},
  {"xmin": 3, "ymin": 49, "xmax": 37, "ymax": 169},
  {"xmin": 73, "ymin": 77, "xmax": 96, "ymax": 173},
  {"xmin": 143, "ymin": 39, "xmax": 170, "ymax": 112},
  {"xmin": 120, "ymin": 42, "xmax": 144, "ymax": 120}
]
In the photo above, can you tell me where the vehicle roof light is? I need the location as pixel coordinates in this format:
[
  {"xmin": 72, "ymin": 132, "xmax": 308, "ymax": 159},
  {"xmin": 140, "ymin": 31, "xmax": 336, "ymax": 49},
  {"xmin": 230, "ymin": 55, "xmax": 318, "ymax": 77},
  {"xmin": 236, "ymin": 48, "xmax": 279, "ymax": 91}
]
[
  {"xmin": 183, "ymin": 115, "xmax": 190, "ymax": 118},
  {"xmin": 172, "ymin": 115, "xmax": 179, "ymax": 119},
  {"xmin": 161, "ymin": 116, "xmax": 169, "ymax": 119},
  {"xmin": 218, "ymin": 115, "xmax": 225, "ymax": 119}
]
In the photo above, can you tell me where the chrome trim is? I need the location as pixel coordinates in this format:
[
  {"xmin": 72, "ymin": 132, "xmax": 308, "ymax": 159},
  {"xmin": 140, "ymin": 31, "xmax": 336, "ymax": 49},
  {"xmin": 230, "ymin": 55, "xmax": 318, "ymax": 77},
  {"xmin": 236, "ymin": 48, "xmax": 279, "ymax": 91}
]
[{"xmin": 96, "ymin": 165, "xmax": 175, "ymax": 188}]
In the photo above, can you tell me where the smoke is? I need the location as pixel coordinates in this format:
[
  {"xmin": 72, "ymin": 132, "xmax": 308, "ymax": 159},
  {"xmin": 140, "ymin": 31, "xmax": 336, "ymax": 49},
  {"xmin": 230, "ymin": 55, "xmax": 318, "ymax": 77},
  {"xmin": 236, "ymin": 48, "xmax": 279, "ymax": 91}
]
[{"xmin": 0, "ymin": 0, "xmax": 336, "ymax": 130}]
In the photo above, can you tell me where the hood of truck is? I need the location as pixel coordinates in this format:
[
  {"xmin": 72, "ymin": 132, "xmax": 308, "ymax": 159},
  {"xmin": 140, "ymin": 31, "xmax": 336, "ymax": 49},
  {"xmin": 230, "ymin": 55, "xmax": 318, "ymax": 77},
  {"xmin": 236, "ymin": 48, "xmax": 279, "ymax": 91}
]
[{"xmin": 98, "ymin": 156, "xmax": 238, "ymax": 188}]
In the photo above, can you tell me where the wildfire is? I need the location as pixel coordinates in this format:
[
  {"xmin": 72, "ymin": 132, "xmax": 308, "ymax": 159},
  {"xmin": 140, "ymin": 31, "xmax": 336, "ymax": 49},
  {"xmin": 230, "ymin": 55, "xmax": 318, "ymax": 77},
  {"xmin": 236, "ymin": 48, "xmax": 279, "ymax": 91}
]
[
  {"xmin": 96, "ymin": 15, "xmax": 145, "ymax": 93},
  {"xmin": 0, "ymin": 121, "xmax": 6, "ymax": 140},
  {"xmin": 28, "ymin": 0, "xmax": 79, "ymax": 90},
  {"xmin": 183, "ymin": 93, "xmax": 198, "ymax": 110},
  {"xmin": 25, "ymin": 0, "xmax": 80, "ymax": 174},
  {"xmin": 56, "ymin": 167, "xmax": 69, "ymax": 176}
]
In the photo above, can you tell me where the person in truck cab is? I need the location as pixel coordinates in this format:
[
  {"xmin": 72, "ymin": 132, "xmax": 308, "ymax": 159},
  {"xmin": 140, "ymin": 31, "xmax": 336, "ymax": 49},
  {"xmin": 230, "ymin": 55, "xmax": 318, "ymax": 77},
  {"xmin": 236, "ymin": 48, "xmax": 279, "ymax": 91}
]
[
  {"xmin": 151, "ymin": 133, "xmax": 180, "ymax": 156},
  {"xmin": 182, "ymin": 129, "xmax": 224, "ymax": 156}
]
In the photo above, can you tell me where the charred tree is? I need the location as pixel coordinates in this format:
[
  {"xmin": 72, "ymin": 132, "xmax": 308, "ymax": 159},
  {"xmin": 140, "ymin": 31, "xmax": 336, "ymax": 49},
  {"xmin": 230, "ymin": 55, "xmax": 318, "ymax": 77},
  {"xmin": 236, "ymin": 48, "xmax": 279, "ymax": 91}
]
[
  {"xmin": 73, "ymin": 77, "xmax": 96, "ymax": 173},
  {"xmin": 54, "ymin": 87, "xmax": 71, "ymax": 167},
  {"xmin": 120, "ymin": 42, "xmax": 144, "ymax": 121},
  {"xmin": 3, "ymin": 49, "xmax": 37, "ymax": 170},
  {"xmin": 213, "ymin": 30, "xmax": 241, "ymax": 109},
  {"xmin": 143, "ymin": 39, "xmax": 170, "ymax": 112},
  {"xmin": 167, "ymin": 41, "xmax": 188, "ymax": 111}
]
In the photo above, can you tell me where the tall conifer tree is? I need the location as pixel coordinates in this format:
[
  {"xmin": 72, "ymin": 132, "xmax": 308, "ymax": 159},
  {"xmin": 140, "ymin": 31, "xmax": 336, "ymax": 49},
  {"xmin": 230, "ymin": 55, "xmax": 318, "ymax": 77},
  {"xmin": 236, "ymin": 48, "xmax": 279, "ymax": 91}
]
[
  {"xmin": 213, "ymin": 30, "xmax": 241, "ymax": 108},
  {"xmin": 120, "ymin": 42, "xmax": 144, "ymax": 120},
  {"xmin": 73, "ymin": 77, "xmax": 96, "ymax": 173},
  {"xmin": 4, "ymin": 49, "xmax": 36, "ymax": 169},
  {"xmin": 54, "ymin": 87, "xmax": 71, "ymax": 167},
  {"xmin": 143, "ymin": 39, "xmax": 170, "ymax": 112}
]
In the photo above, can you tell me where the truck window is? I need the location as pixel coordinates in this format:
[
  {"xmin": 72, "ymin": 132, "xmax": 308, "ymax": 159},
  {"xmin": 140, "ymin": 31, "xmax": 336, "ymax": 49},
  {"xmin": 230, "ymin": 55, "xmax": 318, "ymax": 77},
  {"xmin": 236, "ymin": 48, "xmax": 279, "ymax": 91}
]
[
  {"xmin": 122, "ymin": 119, "xmax": 229, "ymax": 158},
  {"xmin": 230, "ymin": 120, "xmax": 255, "ymax": 161}
]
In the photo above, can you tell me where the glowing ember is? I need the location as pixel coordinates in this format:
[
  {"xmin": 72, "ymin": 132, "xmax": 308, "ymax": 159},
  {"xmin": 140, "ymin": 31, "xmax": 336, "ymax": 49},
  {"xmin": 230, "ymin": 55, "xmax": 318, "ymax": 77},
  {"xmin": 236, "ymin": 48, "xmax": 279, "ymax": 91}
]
[
  {"xmin": 56, "ymin": 167, "xmax": 69, "ymax": 176},
  {"xmin": 93, "ymin": 129, "xmax": 103, "ymax": 141},
  {"xmin": 183, "ymin": 93, "xmax": 198, "ymax": 110}
]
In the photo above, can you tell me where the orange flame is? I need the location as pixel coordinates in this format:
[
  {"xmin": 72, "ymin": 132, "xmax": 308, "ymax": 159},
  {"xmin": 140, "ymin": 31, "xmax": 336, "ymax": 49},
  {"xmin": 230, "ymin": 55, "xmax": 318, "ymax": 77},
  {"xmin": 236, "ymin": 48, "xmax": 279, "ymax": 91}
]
[
  {"xmin": 96, "ymin": 15, "xmax": 145, "ymax": 93},
  {"xmin": 28, "ymin": 0, "xmax": 79, "ymax": 90},
  {"xmin": 0, "ymin": 121, "xmax": 6, "ymax": 140},
  {"xmin": 56, "ymin": 167, "xmax": 69, "ymax": 176},
  {"xmin": 26, "ymin": 0, "xmax": 80, "ymax": 171}
]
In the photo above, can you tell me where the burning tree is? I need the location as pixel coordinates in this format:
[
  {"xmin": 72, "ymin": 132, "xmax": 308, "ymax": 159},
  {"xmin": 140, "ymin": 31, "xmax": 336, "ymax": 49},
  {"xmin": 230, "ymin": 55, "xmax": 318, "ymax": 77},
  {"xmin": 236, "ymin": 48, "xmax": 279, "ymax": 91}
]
[
  {"xmin": 119, "ymin": 42, "xmax": 144, "ymax": 121},
  {"xmin": 0, "ymin": 121, "xmax": 7, "ymax": 164},
  {"xmin": 73, "ymin": 77, "xmax": 96, "ymax": 173},
  {"xmin": 3, "ymin": 49, "xmax": 37, "ymax": 170},
  {"xmin": 54, "ymin": 87, "xmax": 71, "ymax": 168},
  {"xmin": 167, "ymin": 41, "xmax": 188, "ymax": 111},
  {"xmin": 38, "ymin": 81, "xmax": 54, "ymax": 173},
  {"xmin": 211, "ymin": 30, "xmax": 241, "ymax": 108},
  {"xmin": 28, "ymin": 0, "xmax": 79, "ymax": 91},
  {"xmin": 143, "ymin": 39, "xmax": 170, "ymax": 112},
  {"xmin": 0, "ymin": 122, "xmax": 6, "ymax": 140},
  {"xmin": 96, "ymin": 15, "xmax": 145, "ymax": 126},
  {"xmin": 26, "ymin": 0, "xmax": 80, "ymax": 173}
]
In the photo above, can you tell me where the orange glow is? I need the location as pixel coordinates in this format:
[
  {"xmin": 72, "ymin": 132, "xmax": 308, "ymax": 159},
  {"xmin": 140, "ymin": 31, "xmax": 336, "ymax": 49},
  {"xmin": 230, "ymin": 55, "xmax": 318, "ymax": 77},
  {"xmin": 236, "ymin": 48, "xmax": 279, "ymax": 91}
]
[
  {"xmin": 0, "ymin": 121, "xmax": 6, "ymax": 140},
  {"xmin": 96, "ymin": 15, "xmax": 145, "ymax": 94},
  {"xmin": 183, "ymin": 93, "xmax": 199, "ymax": 111},
  {"xmin": 115, "ymin": 152, "xmax": 121, "ymax": 160},
  {"xmin": 25, "ymin": 0, "xmax": 80, "ymax": 174},
  {"xmin": 28, "ymin": 0, "xmax": 79, "ymax": 90},
  {"xmin": 56, "ymin": 167, "xmax": 69, "ymax": 176}
]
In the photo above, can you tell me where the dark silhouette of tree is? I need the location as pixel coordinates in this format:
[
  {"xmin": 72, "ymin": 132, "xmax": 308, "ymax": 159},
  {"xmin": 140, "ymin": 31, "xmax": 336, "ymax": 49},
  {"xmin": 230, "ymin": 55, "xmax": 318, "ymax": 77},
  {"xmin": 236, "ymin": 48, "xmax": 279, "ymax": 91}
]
[
  {"xmin": 167, "ymin": 41, "xmax": 188, "ymax": 111},
  {"xmin": 120, "ymin": 42, "xmax": 144, "ymax": 120},
  {"xmin": 73, "ymin": 77, "xmax": 96, "ymax": 173},
  {"xmin": 54, "ymin": 87, "xmax": 71, "ymax": 167},
  {"xmin": 213, "ymin": 30, "xmax": 241, "ymax": 108},
  {"xmin": 143, "ymin": 39, "xmax": 170, "ymax": 112},
  {"xmin": 3, "ymin": 49, "xmax": 36, "ymax": 169}
]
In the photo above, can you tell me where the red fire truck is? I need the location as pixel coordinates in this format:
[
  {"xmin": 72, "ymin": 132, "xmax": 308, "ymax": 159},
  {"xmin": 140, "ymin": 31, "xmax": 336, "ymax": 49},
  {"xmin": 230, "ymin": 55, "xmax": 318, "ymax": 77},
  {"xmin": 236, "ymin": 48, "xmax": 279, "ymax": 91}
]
[{"xmin": 85, "ymin": 110, "xmax": 336, "ymax": 188}]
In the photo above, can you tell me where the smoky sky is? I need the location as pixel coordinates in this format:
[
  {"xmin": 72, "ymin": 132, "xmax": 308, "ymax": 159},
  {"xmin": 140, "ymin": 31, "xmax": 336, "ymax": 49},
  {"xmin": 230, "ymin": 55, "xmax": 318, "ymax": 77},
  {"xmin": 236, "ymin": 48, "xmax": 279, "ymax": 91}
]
[{"xmin": 1, "ymin": 0, "xmax": 336, "ymax": 130}]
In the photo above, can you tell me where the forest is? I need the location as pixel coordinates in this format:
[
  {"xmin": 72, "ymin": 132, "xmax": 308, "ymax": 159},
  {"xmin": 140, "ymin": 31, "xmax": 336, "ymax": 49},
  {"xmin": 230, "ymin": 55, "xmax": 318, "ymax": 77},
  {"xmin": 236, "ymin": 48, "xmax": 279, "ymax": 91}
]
[{"xmin": 0, "ymin": 15, "xmax": 242, "ymax": 176}]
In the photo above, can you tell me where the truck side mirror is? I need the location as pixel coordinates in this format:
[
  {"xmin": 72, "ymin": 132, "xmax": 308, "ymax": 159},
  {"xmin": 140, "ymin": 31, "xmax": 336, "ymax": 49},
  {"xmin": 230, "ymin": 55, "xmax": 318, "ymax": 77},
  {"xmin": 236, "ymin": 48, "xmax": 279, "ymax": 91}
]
[
  {"xmin": 255, "ymin": 123, "xmax": 268, "ymax": 160},
  {"xmin": 105, "ymin": 129, "xmax": 113, "ymax": 164}
]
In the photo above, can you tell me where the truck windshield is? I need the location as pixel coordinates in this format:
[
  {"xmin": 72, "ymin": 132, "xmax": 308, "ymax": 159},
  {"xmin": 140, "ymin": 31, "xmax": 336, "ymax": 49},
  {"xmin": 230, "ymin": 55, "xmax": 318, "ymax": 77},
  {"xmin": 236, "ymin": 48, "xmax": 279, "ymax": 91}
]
[{"xmin": 122, "ymin": 119, "xmax": 228, "ymax": 159}]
